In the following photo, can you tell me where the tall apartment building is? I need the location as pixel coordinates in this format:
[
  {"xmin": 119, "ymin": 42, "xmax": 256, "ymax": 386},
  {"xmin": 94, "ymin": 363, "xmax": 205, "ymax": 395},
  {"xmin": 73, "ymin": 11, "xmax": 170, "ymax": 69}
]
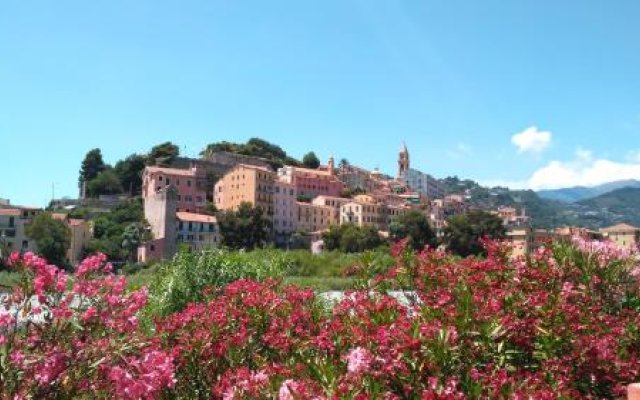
[
  {"xmin": 214, "ymin": 164, "xmax": 276, "ymax": 215},
  {"xmin": 142, "ymin": 166, "xmax": 209, "ymax": 213},
  {"xmin": 273, "ymin": 180, "xmax": 297, "ymax": 241}
]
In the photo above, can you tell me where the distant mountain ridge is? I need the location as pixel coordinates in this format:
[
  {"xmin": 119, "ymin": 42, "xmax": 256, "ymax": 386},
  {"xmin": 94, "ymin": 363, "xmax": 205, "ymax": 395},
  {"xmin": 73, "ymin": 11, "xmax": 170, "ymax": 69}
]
[
  {"xmin": 439, "ymin": 177, "xmax": 640, "ymax": 229},
  {"xmin": 537, "ymin": 180, "xmax": 640, "ymax": 203},
  {"xmin": 576, "ymin": 187, "xmax": 640, "ymax": 227}
]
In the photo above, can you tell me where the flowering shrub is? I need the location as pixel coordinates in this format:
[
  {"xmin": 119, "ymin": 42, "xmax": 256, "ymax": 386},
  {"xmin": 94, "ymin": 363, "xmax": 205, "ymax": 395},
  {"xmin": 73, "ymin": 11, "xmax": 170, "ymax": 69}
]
[
  {"xmin": 2, "ymin": 237, "xmax": 640, "ymax": 399},
  {"xmin": 0, "ymin": 252, "xmax": 175, "ymax": 398}
]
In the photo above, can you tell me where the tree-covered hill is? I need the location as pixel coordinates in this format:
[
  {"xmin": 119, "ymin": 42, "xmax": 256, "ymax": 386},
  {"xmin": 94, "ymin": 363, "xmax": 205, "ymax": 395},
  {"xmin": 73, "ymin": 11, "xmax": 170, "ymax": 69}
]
[
  {"xmin": 438, "ymin": 176, "xmax": 640, "ymax": 229},
  {"xmin": 576, "ymin": 187, "xmax": 640, "ymax": 227}
]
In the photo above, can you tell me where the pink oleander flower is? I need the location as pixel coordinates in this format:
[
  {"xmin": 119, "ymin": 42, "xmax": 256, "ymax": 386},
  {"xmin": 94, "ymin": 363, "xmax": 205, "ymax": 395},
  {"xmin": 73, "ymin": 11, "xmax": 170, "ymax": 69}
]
[
  {"xmin": 346, "ymin": 347, "xmax": 373, "ymax": 375},
  {"xmin": 278, "ymin": 379, "xmax": 295, "ymax": 400}
]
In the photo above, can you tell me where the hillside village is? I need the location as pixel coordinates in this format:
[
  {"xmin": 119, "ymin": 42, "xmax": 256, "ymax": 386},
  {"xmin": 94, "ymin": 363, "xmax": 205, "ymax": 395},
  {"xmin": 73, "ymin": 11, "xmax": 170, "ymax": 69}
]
[{"xmin": 1, "ymin": 139, "xmax": 638, "ymax": 266}]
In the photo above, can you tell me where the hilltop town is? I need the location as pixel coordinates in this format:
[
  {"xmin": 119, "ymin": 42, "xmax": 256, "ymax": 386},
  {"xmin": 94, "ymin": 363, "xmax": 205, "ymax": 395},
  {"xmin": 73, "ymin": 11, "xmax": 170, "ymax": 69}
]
[{"xmin": 0, "ymin": 139, "xmax": 637, "ymax": 266}]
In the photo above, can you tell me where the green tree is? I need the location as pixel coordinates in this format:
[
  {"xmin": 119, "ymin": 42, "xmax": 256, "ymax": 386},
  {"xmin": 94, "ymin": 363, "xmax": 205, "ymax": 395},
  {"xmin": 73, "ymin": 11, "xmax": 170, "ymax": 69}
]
[
  {"xmin": 217, "ymin": 202, "xmax": 271, "ymax": 250},
  {"xmin": 339, "ymin": 158, "xmax": 349, "ymax": 169},
  {"xmin": 79, "ymin": 148, "xmax": 107, "ymax": 188},
  {"xmin": 443, "ymin": 210, "xmax": 506, "ymax": 257},
  {"xmin": 84, "ymin": 199, "xmax": 147, "ymax": 261},
  {"xmin": 25, "ymin": 213, "xmax": 71, "ymax": 266},
  {"xmin": 86, "ymin": 169, "xmax": 123, "ymax": 197},
  {"xmin": 121, "ymin": 222, "xmax": 150, "ymax": 262},
  {"xmin": 390, "ymin": 210, "xmax": 437, "ymax": 251},
  {"xmin": 114, "ymin": 154, "xmax": 147, "ymax": 196},
  {"xmin": 200, "ymin": 138, "xmax": 300, "ymax": 169},
  {"xmin": 322, "ymin": 224, "xmax": 383, "ymax": 253},
  {"xmin": 302, "ymin": 151, "xmax": 320, "ymax": 169},
  {"xmin": 148, "ymin": 141, "xmax": 180, "ymax": 166}
]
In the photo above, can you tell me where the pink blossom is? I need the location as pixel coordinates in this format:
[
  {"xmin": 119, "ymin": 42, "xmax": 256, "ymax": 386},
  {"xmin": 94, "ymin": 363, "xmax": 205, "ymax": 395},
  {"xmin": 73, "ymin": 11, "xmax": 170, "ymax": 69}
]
[{"xmin": 346, "ymin": 347, "xmax": 373, "ymax": 375}]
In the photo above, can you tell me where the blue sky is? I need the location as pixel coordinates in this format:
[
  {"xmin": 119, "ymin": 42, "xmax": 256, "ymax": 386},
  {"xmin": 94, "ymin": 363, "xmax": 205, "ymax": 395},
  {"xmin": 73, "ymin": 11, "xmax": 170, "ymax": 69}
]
[{"xmin": 3, "ymin": 0, "xmax": 640, "ymax": 206}]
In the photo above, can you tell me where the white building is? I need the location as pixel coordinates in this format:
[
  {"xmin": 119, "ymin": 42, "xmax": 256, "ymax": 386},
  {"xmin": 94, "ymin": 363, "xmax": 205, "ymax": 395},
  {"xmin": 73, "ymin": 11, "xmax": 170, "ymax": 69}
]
[{"xmin": 400, "ymin": 169, "xmax": 445, "ymax": 200}]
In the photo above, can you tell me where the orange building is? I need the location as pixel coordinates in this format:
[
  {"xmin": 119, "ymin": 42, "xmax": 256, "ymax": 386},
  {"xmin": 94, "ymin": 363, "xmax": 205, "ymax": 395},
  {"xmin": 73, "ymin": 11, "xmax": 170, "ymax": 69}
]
[{"xmin": 214, "ymin": 164, "xmax": 276, "ymax": 215}]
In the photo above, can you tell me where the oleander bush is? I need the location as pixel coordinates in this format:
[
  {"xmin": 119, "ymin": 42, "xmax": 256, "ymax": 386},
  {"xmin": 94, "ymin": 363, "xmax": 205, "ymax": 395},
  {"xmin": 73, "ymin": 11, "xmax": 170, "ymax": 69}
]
[{"xmin": 2, "ymin": 237, "xmax": 640, "ymax": 399}]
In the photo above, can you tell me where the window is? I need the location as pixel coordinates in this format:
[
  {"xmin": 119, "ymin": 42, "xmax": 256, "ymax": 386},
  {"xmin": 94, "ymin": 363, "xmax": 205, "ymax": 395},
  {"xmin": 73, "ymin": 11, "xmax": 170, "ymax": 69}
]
[
  {"xmin": 8, "ymin": 217, "xmax": 14, "ymax": 227},
  {"xmin": 187, "ymin": 180, "xmax": 192, "ymax": 187},
  {"xmin": 22, "ymin": 240, "xmax": 28, "ymax": 249},
  {"xmin": 176, "ymin": 179, "xmax": 180, "ymax": 186},
  {"xmin": 188, "ymin": 222, "xmax": 193, "ymax": 231},
  {"xmin": 150, "ymin": 244, "xmax": 155, "ymax": 251},
  {"xmin": 159, "ymin": 176, "xmax": 163, "ymax": 181}
]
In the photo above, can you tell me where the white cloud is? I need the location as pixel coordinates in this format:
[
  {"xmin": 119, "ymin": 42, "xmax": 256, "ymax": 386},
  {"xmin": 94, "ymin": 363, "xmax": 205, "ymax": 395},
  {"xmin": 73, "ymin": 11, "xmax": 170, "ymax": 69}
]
[
  {"xmin": 626, "ymin": 149, "xmax": 640, "ymax": 163},
  {"xmin": 511, "ymin": 126, "xmax": 552, "ymax": 154},
  {"xmin": 483, "ymin": 148, "xmax": 640, "ymax": 190},
  {"xmin": 446, "ymin": 142, "xmax": 472, "ymax": 159}
]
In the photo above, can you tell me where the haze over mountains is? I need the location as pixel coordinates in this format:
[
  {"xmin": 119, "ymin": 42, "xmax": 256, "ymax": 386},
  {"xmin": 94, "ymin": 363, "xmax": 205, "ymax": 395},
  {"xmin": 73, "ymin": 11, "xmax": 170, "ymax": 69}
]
[{"xmin": 537, "ymin": 180, "xmax": 640, "ymax": 203}]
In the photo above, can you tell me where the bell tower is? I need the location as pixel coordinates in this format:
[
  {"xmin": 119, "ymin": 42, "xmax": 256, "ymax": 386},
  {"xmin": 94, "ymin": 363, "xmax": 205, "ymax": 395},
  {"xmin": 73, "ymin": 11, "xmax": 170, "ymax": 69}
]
[{"xmin": 398, "ymin": 142, "xmax": 409, "ymax": 178}]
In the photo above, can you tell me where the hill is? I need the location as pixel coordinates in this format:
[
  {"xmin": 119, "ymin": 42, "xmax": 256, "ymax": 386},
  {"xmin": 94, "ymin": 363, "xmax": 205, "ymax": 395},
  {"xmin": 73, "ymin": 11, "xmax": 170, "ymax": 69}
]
[
  {"xmin": 537, "ymin": 179, "xmax": 640, "ymax": 203},
  {"xmin": 440, "ymin": 177, "xmax": 575, "ymax": 228},
  {"xmin": 576, "ymin": 187, "xmax": 640, "ymax": 227},
  {"xmin": 439, "ymin": 177, "xmax": 640, "ymax": 229}
]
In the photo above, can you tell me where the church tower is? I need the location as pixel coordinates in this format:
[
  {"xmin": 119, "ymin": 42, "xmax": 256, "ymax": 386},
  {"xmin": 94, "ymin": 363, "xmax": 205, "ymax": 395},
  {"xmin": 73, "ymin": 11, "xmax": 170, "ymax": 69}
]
[
  {"xmin": 398, "ymin": 142, "xmax": 410, "ymax": 178},
  {"xmin": 328, "ymin": 155, "xmax": 335, "ymax": 176}
]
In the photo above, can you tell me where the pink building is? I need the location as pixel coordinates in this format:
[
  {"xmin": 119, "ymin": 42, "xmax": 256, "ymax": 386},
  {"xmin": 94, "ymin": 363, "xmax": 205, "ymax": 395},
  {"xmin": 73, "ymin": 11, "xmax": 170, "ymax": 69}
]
[
  {"xmin": 277, "ymin": 164, "xmax": 345, "ymax": 199},
  {"xmin": 142, "ymin": 166, "xmax": 209, "ymax": 213}
]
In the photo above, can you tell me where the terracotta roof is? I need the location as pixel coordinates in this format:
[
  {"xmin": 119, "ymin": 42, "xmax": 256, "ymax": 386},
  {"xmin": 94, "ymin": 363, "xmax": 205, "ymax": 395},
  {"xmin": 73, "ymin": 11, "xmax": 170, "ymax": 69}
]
[
  {"xmin": 600, "ymin": 223, "xmax": 640, "ymax": 233},
  {"xmin": 68, "ymin": 219, "xmax": 86, "ymax": 226},
  {"xmin": 176, "ymin": 212, "xmax": 217, "ymax": 224},
  {"xmin": 145, "ymin": 166, "xmax": 198, "ymax": 177},
  {"xmin": 235, "ymin": 163, "xmax": 273, "ymax": 173},
  {"xmin": 0, "ymin": 209, "xmax": 21, "ymax": 216},
  {"xmin": 288, "ymin": 166, "xmax": 332, "ymax": 177}
]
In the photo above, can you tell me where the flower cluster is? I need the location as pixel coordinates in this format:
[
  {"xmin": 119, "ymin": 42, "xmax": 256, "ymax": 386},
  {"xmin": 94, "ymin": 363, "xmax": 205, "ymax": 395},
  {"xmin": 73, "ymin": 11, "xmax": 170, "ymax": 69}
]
[
  {"xmin": 0, "ymin": 252, "xmax": 175, "ymax": 398},
  {"xmin": 3, "ymin": 236, "xmax": 640, "ymax": 399}
]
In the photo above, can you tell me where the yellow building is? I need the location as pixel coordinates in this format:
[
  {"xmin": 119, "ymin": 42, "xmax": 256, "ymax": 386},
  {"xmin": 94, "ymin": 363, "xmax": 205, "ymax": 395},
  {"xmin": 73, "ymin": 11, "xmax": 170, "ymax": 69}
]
[
  {"xmin": 506, "ymin": 227, "xmax": 534, "ymax": 258},
  {"xmin": 311, "ymin": 195, "xmax": 352, "ymax": 226},
  {"xmin": 67, "ymin": 219, "xmax": 92, "ymax": 266},
  {"xmin": 296, "ymin": 202, "xmax": 335, "ymax": 233},
  {"xmin": 340, "ymin": 198, "xmax": 408, "ymax": 232},
  {"xmin": 51, "ymin": 213, "xmax": 93, "ymax": 266},
  {"xmin": 214, "ymin": 164, "xmax": 276, "ymax": 215},
  {"xmin": 0, "ymin": 208, "xmax": 42, "ymax": 255},
  {"xmin": 600, "ymin": 223, "xmax": 640, "ymax": 250}
]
